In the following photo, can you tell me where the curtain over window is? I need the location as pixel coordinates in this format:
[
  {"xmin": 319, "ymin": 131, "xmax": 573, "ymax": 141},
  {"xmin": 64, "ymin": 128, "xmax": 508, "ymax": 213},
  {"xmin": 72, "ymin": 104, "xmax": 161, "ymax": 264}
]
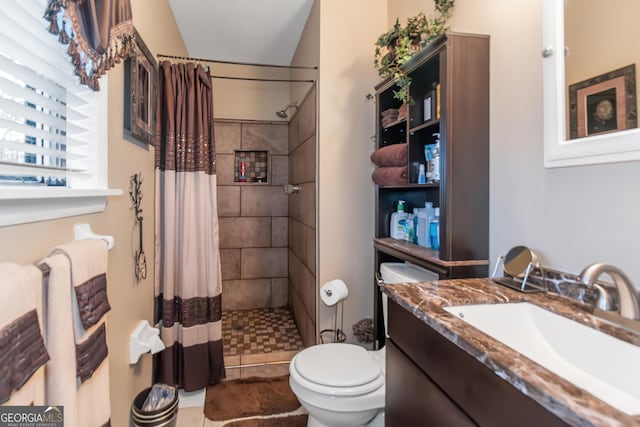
[
  {"xmin": 44, "ymin": 0, "xmax": 135, "ymax": 90},
  {"xmin": 154, "ymin": 62, "xmax": 225, "ymax": 391},
  {"xmin": 0, "ymin": 0, "xmax": 116, "ymax": 227}
]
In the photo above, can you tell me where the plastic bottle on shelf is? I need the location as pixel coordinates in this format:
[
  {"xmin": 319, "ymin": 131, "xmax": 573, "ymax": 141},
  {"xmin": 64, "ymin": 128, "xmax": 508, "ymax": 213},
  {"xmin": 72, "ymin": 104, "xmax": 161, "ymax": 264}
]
[
  {"xmin": 416, "ymin": 208, "xmax": 429, "ymax": 247},
  {"xmin": 417, "ymin": 164, "xmax": 427, "ymax": 184},
  {"xmin": 429, "ymin": 207, "xmax": 440, "ymax": 250},
  {"xmin": 432, "ymin": 133, "xmax": 441, "ymax": 182},
  {"xmin": 390, "ymin": 200, "xmax": 408, "ymax": 240},
  {"xmin": 399, "ymin": 213, "xmax": 415, "ymax": 243},
  {"xmin": 424, "ymin": 145, "xmax": 433, "ymax": 182},
  {"xmin": 413, "ymin": 208, "xmax": 420, "ymax": 244},
  {"xmin": 424, "ymin": 202, "xmax": 435, "ymax": 222},
  {"xmin": 239, "ymin": 160, "xmax": 248, "ymax": 182},
  {"xmin": 417, "ymin": 202, "xmax": 434, "ymax": 248}
]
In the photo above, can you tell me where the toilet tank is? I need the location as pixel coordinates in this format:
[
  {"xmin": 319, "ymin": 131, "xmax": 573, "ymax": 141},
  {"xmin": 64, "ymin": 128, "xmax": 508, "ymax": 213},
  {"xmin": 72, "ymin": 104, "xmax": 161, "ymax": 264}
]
[
  {"xmin": 380, "ymin": 262, "xmax": 438, "ymax": 337},
  {"xmin": 380, "ymin": 262, "xmax": 438, "ymax": 284}
]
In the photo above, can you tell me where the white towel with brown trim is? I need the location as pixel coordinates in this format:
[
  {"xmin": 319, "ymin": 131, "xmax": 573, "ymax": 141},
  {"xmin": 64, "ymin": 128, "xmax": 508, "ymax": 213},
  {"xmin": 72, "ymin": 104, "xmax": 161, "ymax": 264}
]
[
  {"xmin": 45, "ymin": 239, "xmax": 111, "ymax": 427},
  {"xmin": 0, "ymin": 262, "xmax": 48, "ymax": 406}
]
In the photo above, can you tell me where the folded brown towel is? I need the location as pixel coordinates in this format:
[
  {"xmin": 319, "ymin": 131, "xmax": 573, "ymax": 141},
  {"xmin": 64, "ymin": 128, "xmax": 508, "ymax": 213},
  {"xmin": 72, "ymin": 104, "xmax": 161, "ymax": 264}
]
[
  {"xmin": 370, "ymin": 143, "xmax": 407, "ymax": 167},
  {"xmin": 372, "ymin": 166, "xmax": 408, "ymax": 186}
]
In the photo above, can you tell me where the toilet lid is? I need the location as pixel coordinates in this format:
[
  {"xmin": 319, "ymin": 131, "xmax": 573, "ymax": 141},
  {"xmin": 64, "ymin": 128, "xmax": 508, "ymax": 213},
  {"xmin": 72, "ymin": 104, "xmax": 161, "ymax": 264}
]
[{"xmin": 294, "ymin": 343, "xmax": 382, "ymax": 388}]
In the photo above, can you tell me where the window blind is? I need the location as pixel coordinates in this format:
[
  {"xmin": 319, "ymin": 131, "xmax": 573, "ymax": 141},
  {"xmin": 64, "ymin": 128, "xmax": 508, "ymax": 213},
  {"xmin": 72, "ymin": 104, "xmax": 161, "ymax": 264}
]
[{"xmin": 0, "ymin": 0, "xmax": 96, "ymax": 187}]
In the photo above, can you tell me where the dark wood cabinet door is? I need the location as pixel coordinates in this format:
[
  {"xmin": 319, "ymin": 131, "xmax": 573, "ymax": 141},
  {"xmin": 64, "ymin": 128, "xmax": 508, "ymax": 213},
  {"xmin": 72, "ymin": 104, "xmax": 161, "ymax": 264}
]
[
  {"xmin": 388, "ymin": 300, "xmax": 570, "ymax": 427},
  {"xmin": 386, "ymin": 340, "xmax": 477, "ymax": 427}
]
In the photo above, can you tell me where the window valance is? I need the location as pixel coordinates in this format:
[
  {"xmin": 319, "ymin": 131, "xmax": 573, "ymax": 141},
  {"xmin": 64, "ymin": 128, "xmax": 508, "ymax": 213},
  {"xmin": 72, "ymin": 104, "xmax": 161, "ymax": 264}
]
[{"xmin": 44, "ymin": 0, "xmax": 136, "ymax": 90}]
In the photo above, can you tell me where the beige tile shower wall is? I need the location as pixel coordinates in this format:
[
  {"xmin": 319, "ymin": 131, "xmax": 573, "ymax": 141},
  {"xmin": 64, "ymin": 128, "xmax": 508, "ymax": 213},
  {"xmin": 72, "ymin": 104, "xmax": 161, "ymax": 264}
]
[
  {"xmin": 215, "ymin": 121, "xmax": 289, "ymax": 310},
  {"xmin": 287, "ymin": 86, "xmax": 317, "ymax": 348}
]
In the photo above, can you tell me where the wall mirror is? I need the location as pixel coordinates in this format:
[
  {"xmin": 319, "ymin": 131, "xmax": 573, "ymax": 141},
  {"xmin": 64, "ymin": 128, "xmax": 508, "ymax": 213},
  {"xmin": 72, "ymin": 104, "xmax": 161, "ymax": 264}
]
[{"xmin": 543, "ymin": 0, "xmax": 640, "ymax": 168}]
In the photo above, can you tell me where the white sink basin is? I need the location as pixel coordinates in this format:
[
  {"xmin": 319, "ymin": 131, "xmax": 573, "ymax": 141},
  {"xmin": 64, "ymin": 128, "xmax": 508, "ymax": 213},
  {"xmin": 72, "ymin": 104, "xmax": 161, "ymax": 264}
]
[{"xmin": 444, "ymin": 302, "xmax": 640, "ymax": 415}]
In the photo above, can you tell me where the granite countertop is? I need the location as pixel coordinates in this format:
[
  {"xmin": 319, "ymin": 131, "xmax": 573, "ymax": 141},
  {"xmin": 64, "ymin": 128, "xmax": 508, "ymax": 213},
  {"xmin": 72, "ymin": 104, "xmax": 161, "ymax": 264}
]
[{"xmin": 383, "ymin": 278, "xmax": 640, "ymax": 427}]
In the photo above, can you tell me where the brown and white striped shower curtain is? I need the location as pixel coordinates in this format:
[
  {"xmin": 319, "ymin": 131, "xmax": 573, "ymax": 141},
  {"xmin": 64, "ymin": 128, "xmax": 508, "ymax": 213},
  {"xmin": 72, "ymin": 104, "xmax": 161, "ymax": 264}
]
[{"xmin": 154, "ymin": 62, "xmax": 225, "ymax": 391}]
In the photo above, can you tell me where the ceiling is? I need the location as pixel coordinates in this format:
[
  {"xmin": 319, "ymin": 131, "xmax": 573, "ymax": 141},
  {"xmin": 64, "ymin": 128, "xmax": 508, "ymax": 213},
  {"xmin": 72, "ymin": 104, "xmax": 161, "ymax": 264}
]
[{"xmin": 168, "ymin": 0, "xmax": 315, "ymax": 66}]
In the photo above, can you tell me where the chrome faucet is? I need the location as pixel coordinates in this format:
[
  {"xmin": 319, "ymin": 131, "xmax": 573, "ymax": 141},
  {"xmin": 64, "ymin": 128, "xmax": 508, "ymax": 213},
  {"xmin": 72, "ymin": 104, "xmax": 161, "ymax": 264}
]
[{"xmin": 579, "ymin": 263, "xmax": 640, "ymax": 321}]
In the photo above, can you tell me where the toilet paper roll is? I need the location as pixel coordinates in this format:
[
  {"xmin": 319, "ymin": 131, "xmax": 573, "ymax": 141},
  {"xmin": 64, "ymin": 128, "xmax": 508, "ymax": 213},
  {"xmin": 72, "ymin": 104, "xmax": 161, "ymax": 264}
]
[{"xmin": 320, "ymin": 279, "xmax": 349, "ymax": 306}]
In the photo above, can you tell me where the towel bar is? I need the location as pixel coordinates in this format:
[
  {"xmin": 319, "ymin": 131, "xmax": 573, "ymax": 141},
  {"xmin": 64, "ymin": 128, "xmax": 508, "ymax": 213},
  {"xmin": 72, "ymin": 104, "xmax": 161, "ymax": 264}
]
[{"xmin": 74, "ymin": 223, "xmax": 114, "ymax": 250}]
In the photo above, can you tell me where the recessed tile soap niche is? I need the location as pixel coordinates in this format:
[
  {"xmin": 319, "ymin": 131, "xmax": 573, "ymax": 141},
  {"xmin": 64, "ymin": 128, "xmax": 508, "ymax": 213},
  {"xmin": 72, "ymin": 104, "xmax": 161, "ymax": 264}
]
[{"xmin": 234, "ymin": 150, "xmax": 269, "ymax": 183}]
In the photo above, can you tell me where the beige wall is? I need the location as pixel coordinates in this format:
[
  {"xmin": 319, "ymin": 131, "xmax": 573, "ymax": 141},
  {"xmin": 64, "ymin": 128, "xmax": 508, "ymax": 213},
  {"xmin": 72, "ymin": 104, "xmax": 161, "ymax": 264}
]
[
  {"xmin": 389, "ymin": 0, "xmax": 640, "ymax": 288},
  {"xmin": 0, "ymin": 1, "xmax": 187, "ymax": 425},
  {"xmin": 317, "ymin": 0, "xmax": 387, "ymax": 342},
  {"xmin": 212, "ymin": 64, "xmax": 292, "ymax": 121},
  {"xmin": 290, "ymin": 0, "xmax": 320, "ymax": 106}
]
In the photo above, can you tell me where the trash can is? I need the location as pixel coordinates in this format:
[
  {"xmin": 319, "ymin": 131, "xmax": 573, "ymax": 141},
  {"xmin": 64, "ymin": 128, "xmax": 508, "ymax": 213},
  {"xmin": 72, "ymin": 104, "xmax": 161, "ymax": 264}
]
[{"xmin": 130, "ymin": 385, "xmax": 179, "ymax": 427}]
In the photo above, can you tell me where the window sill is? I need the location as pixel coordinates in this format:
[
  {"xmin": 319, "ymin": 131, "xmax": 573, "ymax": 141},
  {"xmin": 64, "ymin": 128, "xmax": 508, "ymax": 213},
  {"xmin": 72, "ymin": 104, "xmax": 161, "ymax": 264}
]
[{"xmin": 0, "ymin": 188, "xmax": 123, "ymax": 227}]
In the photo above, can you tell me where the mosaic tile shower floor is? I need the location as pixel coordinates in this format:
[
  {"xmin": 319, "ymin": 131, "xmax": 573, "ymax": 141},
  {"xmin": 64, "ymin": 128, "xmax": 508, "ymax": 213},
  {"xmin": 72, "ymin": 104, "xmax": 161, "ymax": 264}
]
[{"xmin": 222, "ymin": 307, "xmax": 304, "ymax": 364}]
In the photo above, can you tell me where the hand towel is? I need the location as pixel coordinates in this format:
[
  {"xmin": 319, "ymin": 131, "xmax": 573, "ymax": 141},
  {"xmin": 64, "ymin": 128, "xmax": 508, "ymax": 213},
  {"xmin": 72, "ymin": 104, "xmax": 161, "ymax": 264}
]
[
  {"xmin": 45, "ymin": 239, "xmax": 111, "ymax": 427},
  {"xmin": 0, "ymin": 262, "xmax": 48, "ymax": 406},
  {"xmin": 370, "ymin": 143, "xmax": 408, "ymax": 167},
  {"xmin": 372, "ymin": 166, "xmax": 408, "ymax": 186}
]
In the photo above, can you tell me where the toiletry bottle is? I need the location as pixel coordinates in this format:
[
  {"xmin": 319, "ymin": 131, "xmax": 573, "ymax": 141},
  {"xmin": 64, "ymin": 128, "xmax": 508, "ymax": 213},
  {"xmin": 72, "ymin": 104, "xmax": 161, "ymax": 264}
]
[
  {"xmin": 424, "ymin": 201, "xmax": 435, "ymax": 222},
  {"xmin": 390, "ymin": 200, "xmax": 408, "ymax": 240},
  {"xmin": 413, "ymin": 208, "xmax": 420, "ymax": 244},
  {"xmin": 424, "ymin": 145, "xmax": 433, "ymax": 182},
  {"xmin": 416, "ymin": 208, "xmax": 429, "ymax": 247},
  {"xmin": 399, "ymin": 213, "xmax": 414, "ymax": 243},
  {"xmin": 431, "ymin": 133, "xmax": 441, "ymax": 182},
  {"xmin": 429, "ymin": 207, "xmax": 440, "ymax": 250},
  {"xmin": 239, "ymin": 160, "xmax": 248, "ymax": 182},
  {"xmin": 418, "ymin": 164, "xmax": 427, "ymax": 184},
  {"xmin": 417, "ymin": 202, "xmax": 434, "ymax": 247}
]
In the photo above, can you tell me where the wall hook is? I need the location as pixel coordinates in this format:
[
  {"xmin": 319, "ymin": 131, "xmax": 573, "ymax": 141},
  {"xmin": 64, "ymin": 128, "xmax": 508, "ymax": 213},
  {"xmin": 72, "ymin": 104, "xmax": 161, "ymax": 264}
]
[{"xmin": 130, "ymin": 172, "xmax": 146, "ymax": 282}]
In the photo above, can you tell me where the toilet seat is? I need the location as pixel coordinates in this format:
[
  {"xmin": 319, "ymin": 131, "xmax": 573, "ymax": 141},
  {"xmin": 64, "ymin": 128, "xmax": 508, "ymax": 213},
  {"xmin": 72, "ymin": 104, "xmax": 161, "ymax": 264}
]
[{"xmin": 291, "ymin": 343, "xmax": 384, "ymax": 397}]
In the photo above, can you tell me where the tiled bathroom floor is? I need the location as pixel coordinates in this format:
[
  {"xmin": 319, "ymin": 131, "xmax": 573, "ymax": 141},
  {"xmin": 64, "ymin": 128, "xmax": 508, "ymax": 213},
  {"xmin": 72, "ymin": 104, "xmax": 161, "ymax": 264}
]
[
  {"xmin": 176, "ymin": 308, "xmax": 305, "ymax": 426},
  {"xmin": 222, "ymin": 307, "xmax": 304, "ymax": 367}
]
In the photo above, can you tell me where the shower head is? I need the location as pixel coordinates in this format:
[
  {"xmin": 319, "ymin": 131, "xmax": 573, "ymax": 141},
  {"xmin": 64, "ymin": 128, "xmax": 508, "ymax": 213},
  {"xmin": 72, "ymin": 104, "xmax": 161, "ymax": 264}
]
[{"xmin": 276, "ymin": 102, "xmax": 298, "ymax": 119}]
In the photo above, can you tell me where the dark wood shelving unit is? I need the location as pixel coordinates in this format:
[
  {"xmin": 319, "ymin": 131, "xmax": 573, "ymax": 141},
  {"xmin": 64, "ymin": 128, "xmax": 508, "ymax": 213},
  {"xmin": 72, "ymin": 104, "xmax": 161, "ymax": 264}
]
[
  {"xmin": 409, "ymin": 119, "xmax": 439, "ymax": 134},
  {"xmin": 378, "ymin": 183, "xmax": 439, "ymax": 190},
  {"xmin": 382, "ymin": 118, "xmax": 407, "ymax": 130},
  {"xmin": 373, "ymin": 32, "xmax": 490, "ymax": 347}
]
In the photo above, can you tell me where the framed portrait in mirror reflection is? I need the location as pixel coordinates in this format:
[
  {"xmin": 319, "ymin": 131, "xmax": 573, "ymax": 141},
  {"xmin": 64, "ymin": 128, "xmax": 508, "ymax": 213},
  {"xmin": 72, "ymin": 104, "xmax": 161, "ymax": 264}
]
[
  {"xmin": 568, "ymin": 64, "xmax": 637, "ymax": 140},
  {"xmin": 124, "ymin": 29, "xmax": 157, "ymax": 145}
]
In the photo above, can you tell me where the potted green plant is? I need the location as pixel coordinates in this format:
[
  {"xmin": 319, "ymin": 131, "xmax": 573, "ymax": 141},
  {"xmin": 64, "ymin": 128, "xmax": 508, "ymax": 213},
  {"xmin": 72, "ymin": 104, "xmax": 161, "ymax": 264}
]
[{"xmin": 374, "ymin": 0, "xmax": 455, "ymax": 104}]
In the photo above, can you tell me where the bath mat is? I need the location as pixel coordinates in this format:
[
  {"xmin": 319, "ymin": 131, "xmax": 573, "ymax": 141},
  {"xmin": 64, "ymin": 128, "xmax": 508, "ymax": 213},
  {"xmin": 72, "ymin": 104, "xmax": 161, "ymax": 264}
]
[
  {"xmin": 224, "ymin": 414, "xmax": 308, "ymax": 427},
  {"xmin": 205, "ymin": 375, "xmax": 301, "ymax": 421}
]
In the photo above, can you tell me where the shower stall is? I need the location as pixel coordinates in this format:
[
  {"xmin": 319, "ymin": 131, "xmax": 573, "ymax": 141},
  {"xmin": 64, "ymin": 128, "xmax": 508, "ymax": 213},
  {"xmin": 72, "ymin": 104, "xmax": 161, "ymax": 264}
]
[
  {"xmin": 213, "ymin": 84, "xmax": 317, "ymax": 379},
  {"xmin": 154, "ymin": 50, "xmax": 319, "ymax": 380}
]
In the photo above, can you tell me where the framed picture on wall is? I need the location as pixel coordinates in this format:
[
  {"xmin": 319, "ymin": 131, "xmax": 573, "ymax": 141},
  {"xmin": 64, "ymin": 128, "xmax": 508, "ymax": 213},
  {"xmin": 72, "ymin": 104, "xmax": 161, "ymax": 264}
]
[
  {"xmin": 124, "ymin": 29, "xmax": 157, "ymax": 145},
  {"xmin": 568, "ymin": 64, "xmax": 637, "ymax": 139}
]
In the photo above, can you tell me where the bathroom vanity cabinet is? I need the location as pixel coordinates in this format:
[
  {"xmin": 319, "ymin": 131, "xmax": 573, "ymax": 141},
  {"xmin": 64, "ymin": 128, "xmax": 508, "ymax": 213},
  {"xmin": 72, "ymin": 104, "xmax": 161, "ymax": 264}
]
[
  {"xmin": 386, "ymin": 299, "xmax": 570, "ymax": 427},
  {"xmin": 373, "ymin": 32, "xmax": 490, "ymax": 345}
]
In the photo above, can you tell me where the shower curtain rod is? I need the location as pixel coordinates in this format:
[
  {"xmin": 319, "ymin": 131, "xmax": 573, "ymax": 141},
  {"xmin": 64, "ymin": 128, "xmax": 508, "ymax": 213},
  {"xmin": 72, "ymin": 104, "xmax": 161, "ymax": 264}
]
[
  {"xmin": 157, "ymin": 53, "xmax": 318, "ymax": 70},
  {"xmin": 211, "ymin": 75, "xmax": 315, "ymax": 83}
]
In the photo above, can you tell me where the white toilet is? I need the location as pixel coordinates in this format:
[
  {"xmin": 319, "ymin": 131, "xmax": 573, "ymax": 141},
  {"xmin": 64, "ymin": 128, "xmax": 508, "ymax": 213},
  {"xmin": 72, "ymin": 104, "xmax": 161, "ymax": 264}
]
[{"xmin": 289, "ymin": 262, "xmax": 438, "ymax": 427}]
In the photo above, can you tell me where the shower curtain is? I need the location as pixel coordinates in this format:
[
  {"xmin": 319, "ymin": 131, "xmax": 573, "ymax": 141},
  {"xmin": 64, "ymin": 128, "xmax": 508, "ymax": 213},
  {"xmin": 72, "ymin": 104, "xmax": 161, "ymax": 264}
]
[{"xmin": 154, "ymin": 62, "xmax": 225, "ymax": 391}]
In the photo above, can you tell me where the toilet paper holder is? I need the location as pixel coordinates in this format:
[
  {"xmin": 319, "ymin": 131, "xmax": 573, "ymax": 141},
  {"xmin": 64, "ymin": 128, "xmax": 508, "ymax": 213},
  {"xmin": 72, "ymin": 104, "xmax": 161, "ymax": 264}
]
[
  {"xmin": 129, "ymin": 320, "xmax": 165, "ymax": 364},
  {"xmin": 320, "ymin": 280, "xmax": 348, "ymax": 343}
]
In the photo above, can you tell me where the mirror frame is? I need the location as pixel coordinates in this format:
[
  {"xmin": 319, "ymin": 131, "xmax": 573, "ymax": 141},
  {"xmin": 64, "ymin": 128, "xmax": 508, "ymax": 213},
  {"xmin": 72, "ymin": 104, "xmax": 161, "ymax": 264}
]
[{"xmin": 543, "ymin": 0, "xmax": 640, "ymax": 168}]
